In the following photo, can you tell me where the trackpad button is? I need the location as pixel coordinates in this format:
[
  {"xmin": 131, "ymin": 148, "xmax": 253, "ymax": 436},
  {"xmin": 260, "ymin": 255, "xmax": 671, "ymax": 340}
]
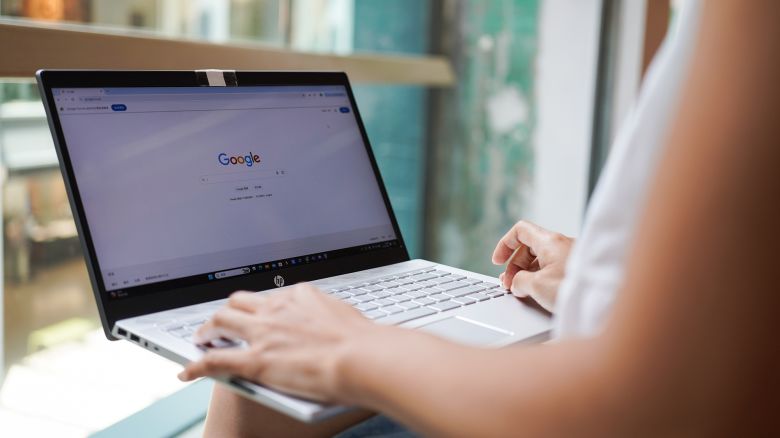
[{"xmin": 420, "ymin": 317, "xmax": 512, "ymax": 346}]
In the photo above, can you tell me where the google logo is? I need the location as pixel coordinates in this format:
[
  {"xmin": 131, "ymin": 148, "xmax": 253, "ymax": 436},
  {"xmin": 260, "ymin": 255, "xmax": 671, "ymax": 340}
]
[{"xmin": 218, "ymin": 152, "xmax": 261, "ymax": 167}]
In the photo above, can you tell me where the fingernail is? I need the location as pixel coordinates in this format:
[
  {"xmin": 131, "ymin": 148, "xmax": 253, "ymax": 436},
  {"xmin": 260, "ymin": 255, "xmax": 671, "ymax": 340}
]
[
  {"xmin": 177, "ymin": 371, "xmax": 188, "ymax": 381},
  {"xmin": 510, "ymin": 287, "xmax": 528, "ymax": 298}
]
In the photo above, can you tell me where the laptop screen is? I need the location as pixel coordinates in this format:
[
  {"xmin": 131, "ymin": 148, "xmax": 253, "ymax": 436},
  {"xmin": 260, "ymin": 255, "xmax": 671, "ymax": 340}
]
[{"xmin": 52, "ymin": 85, "xmax": 399, "ymax": 299}]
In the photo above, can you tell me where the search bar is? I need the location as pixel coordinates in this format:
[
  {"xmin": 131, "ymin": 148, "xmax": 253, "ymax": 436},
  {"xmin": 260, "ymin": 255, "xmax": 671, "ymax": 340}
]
[
  {"xmin": 214, "ymin": 267, "xmax": 251, "ymax": 279},
  {"xmin": 199, "ymin": 169, "xmax": 287, "ymax": 184}
]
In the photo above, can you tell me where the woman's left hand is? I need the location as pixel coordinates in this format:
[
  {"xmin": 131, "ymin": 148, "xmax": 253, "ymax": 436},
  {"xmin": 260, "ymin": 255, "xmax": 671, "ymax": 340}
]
[{"xmin": 177, "ymin": 284, "xmax": 384, "ymax": 403}]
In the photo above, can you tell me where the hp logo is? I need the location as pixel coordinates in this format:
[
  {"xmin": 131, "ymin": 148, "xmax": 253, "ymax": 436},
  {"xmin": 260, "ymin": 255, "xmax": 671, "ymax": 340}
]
[{"xmin": 273, "ymin": 275, "xmax": 285, "ymax": 287}]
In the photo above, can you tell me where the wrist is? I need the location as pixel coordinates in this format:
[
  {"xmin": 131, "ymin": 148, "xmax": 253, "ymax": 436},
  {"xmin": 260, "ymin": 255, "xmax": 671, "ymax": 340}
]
[{"xmin": 332, "ymin": 323, "xmax": 396, "ymax": 406}]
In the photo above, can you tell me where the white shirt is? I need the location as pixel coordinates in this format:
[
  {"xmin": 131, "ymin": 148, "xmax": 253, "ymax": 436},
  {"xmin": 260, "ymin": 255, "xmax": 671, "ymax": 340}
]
[{"xmin": 553, "ymin": 1, "xmax": 703, "ymax": 338}]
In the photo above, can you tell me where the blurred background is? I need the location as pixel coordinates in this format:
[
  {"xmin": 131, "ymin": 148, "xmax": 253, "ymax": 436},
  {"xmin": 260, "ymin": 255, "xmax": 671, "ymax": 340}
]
[{"xmin": 0, "ymin": 0, "xmax": 667, "ymax": 436}]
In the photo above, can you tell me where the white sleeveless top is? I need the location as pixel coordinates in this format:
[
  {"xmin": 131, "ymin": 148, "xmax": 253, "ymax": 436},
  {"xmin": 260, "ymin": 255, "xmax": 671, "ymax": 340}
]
[{"xmin": 553, "ymin": 1, "xmax": 703, "ymax": 338}]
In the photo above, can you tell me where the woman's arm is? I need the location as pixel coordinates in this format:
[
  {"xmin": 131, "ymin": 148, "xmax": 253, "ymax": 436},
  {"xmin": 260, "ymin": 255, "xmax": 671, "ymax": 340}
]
[
  {"xmin": 341, "ymin": 2, "xmax": 780, "ymax": 435},
  {"xmin": 181, "ymin": 2, "xmax": 780, "ymax": 435}
]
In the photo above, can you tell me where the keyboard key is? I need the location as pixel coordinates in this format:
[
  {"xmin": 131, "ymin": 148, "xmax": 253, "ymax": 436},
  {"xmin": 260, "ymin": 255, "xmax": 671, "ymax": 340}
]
[
  {"xmin": 398, "ymin": 283, "xmax": 423, "ymax": 292},
  {"xmin": 404, "ymin": 269, "xmax": 428, "ymax": 276},
  {"xmin": 409, "ymin": 272, "xmax": 437, "ymax": 282},
  {"xmin": 432, "ymin": 276, "xmax": 455, "ymax": 285},
  {"xmin": 350, "ymin": 288, "xmax": 370, "ymax": 296},
  {"xmin": 477, "ymin": 282, "xmax": 499, "ymax": 289},
  {"xmin": 355, "ymin": 302, "xmax": 378, "ymax": 312},
  {"xmin": 406, "ymin": 290, "xmax": 427, "ymax": 299},
  {"xmin": 370, "ymin": 291, "xmax": 391, "ymax": 299},
  {"xmin": 453, "ymin": 296, "xmax": 476, "ymax": 305},
  {"xmin": 413, "ymin": 297, "xmax": 435, "ymax": 306},
  {"xmin": 467, "ymin": 293, "xmax": 491, "ymax": 302},
  {"xmin": 428, "ymin": 301, "xmax": 461, "ymax": 312},
  {"xmin": 372, "ymin": 298, "xmax": 395, "ymax": 307},
  {"xmin": 344, "ymin": 298, "xmax": 358, "ymax": 305},
  {"xmin": 353, "ymin": 294, "xmax": 375, "ymax": 303},
  {"xmin": 428, "ymin": 293, "xmax": 451, "ymax": 302},
  {"xmin": 485, "ymin": 288, "xmax": 509, "ymax": 298},
  {"xmin": 361, "ymin": 284, "xmax": 383, "ymax": 292},
  {"xmin": 381, "ymin": 305, "xmax": 405, "ymax": 315},
  {"xmin": 376, "ymin": 307, "xmax": 437, "ymax": 325},
  {"xmin": 443, "ymin": 284, "xmax": 486, "ymax": 298},
  {"xmin": 398, "ymin": 301, "xmax": 421, "ymax": 310},
  {"xmin": 436, "ymin": 280, "xmax": 471, "ymax": 292},
  {"xmin": 376, "ymin": 281, "xmax": 399, "ymax": 289},
  {"xmin": 334, "ymin": 292, "xmax": 352, "ymax": 300},
  {"xmin": 364, "ymin": 309, "xmax": 386, "ymax": 320},
  {"xmin": 389, "ymin": 294, "xmax": 413, "ymax": 303},
  {"xmin": 385, "ymin": 287, "xmax": 408, "ymax": 296},
  {"xmin": 465, "ymin": 278, "xmax": 483, "ymax": 285},
  {"xmin": 417, "ymin": 287, "xmax": 440, "ymax": 295}
]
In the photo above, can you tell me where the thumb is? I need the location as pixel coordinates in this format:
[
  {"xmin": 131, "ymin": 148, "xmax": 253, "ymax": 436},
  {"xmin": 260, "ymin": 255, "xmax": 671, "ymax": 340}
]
[{"xmin": 510, "ymin": 270, "xmax": 537, "ymax": 298}]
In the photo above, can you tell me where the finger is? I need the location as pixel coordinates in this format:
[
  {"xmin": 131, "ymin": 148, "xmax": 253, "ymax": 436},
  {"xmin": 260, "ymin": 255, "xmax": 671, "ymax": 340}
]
[
  {"xmin": 178, "ymin": 348, "xmax": 252, "ymax": 381},
  {"xmin": 508, "ymin": 243, "xmax": 536, "ymax": 270},
  {"xmin": 195, "ymin": 307, "xmax": 256, "ymax": 343},
  {"xmin": 491, "ymin": 220, "xmax": 547, "ymax": 265},
  {"xmin": 227, "ymin": 291, "xmax": 266, "ymax": 312},
  {"xmin": 501, "ymin": 262, "xmax": 520, "ymax": 289},
  {"xmin": 510, "ymin": 270, "xmax": 536, "ymax": 298}
]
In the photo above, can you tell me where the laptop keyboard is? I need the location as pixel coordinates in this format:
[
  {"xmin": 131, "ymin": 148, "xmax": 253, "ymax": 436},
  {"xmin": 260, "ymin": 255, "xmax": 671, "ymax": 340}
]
[
  {"xmin": 166, "ymin": 267, "xmax": 509, "ymax": 342},
  {"xmin": 325, "ymin": 267, "xmax": 508, "ymax": 325}
]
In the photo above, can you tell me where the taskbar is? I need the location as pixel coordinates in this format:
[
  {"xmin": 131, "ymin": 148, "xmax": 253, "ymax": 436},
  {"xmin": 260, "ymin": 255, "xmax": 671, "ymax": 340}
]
[{"xmin": 106, "ymin": 239, "xmax": 401, "ymax": 300}]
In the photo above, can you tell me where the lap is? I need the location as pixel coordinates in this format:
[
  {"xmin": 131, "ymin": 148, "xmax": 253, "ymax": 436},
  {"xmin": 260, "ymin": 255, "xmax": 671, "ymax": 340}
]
[{"xmin": 204, "ymin": 384, "xmax": 375, "ymax": 438}]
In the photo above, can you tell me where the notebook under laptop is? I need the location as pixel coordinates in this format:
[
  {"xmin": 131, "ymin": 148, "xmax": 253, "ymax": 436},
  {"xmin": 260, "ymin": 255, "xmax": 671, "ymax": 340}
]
[{"xmin": 36, "ymin": 70, "xmax": 551, "ymax": 422}]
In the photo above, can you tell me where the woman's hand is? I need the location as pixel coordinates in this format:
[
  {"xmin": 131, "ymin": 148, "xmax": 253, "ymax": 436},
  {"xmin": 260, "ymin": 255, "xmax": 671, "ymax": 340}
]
[
  {"xmin": 177, "ymin": 284, "xmax": 386, "ymax": 403},
  {"xmin": 492, "ymin": 220, "xmax": 573, "ymax": 312}
]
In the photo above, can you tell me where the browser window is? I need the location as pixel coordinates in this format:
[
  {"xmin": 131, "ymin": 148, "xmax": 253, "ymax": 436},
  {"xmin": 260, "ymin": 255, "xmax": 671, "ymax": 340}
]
[{"xmin": 53, "ymin": 86, "xmax": 397, "ymax": 296}]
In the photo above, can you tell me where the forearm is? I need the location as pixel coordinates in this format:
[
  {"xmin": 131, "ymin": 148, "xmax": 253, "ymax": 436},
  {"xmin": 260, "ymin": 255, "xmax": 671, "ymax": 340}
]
[{"xmin": 338, "ymin": 327, "xmax": 619, "ymax": 438}]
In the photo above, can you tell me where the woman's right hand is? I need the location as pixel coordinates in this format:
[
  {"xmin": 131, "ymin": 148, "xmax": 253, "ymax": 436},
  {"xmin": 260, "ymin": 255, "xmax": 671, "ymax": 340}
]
[{"xmin": 491, "ymin": 220, "xmax": 573, "ymax": 312}]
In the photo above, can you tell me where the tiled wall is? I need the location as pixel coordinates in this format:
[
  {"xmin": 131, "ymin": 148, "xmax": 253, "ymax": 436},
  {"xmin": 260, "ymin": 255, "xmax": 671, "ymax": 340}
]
[{"xmin": 351, "ymin": 0, "xmax": 431, "ymax": 258}]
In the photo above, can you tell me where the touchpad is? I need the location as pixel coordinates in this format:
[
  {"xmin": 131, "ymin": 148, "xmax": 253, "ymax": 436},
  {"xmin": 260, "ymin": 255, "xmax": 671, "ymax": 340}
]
[{"xmin": 420, "ymin": 317, "xmax": 512, "ymax": 346}]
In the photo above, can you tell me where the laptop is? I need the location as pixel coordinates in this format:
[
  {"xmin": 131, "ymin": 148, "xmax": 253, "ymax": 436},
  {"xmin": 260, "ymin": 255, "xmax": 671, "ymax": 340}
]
[{"xmin": 36, "ymin": 70, "xmax": 551, "ymax": 422}]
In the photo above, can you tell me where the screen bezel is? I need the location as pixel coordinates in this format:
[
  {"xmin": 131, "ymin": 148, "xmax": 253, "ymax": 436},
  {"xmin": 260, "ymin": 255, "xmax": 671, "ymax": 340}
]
[{"xmin": 36, "ymin": 70, "xmax": 410, "ymax": 339}]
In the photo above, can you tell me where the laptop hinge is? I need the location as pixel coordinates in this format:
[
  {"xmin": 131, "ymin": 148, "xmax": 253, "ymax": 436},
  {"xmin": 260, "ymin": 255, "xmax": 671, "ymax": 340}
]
[{"xmin": 195, "ymin": 69, "xmax": 238, "ymax": 87}]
